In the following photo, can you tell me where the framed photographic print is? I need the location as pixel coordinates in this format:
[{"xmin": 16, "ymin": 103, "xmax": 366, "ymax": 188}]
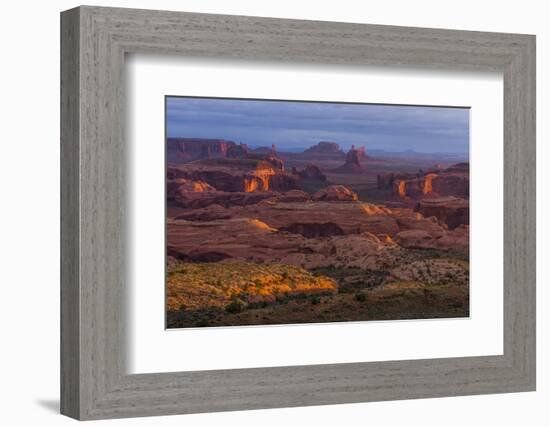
[
  {"xmin": 61, "ymin": 6, "xmax": 536, "ymax": 420},
  {"xmin": 164, "ymin": 96, "xmax": 471, "ymax": 329}
]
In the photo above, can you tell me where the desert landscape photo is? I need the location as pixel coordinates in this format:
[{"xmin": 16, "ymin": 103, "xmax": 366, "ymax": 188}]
[{"xmin": 165, "ymin": 96, "xmax": 470, "ymax": 328}]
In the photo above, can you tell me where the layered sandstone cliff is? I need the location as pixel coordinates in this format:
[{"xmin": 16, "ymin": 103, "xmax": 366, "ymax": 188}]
[
  {"xmin": 167, "ymin": 199, "xmax": 469, "ymax": 271},
  {"xmin": 167, "ymin": 158, "xmax": 299, "ymax": 198},
  {"xmin": 413, "ymin": 196, "xmax": 469, "ymax": 229},
  {"xmin": 167, "ymin": 138, "xmax": 236, "ymax": 163},
  {"xmin": 377, "ymin": 162, "xmax": 469, "ymax": 199}
]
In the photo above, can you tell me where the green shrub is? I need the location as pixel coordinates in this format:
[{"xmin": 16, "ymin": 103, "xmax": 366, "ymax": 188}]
[
  {"xmin": 355, "ymin": 292, "xmax": 368, "ymax": 302},
  {"xmin": 226, "ymin": 300, "xmax": 245, "ymax": 314}
]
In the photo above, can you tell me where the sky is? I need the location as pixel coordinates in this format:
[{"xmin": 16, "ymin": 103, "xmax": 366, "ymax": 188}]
[{"xmin": 166, "ymin": 96, "xmax": 469, "ymax": 154}]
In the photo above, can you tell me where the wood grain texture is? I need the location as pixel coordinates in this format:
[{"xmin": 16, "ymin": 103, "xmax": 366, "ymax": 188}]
[
  {"xmin": 60, "ymin": 5, "xmax": 536, "ymax": 420},
  {"xmin": 60, "ymin": 7, "xmax": 80, "ymax": 419}
]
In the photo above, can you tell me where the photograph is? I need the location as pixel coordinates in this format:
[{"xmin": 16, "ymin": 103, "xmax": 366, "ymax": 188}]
[{"xmin": 165, "ymin": 96, "xmax": 470, "ymax": 328}]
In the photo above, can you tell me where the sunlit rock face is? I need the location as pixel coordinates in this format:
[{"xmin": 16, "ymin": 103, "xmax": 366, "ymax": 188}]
[
  {"xmin": 168, "ymin": 158, "xmax": 299, "ymax": 194},
  {"xmin": 166, "ymin": 178, "xmax": 216, "ymax": 196},
  {"xmin": 422, "ymin": 173, "xmax": 437, "ymax": 194},
  {"xmin": 395, "ymin": 179, "xmax": 407, "ymax": 197},
  {"xmin": 312, "ymin": 185, "xmax": 358, "ymax": 202},
  {"xmin": 243, "ymin": 174, "xmax": 270, "ymax": 192},
  {"xmin": 378, "ymin": 163, "xmax": 469, "ymax": 199},
  {"xmin": 392, "ymin": 175, "xmax": 434, "ymax": 198}
]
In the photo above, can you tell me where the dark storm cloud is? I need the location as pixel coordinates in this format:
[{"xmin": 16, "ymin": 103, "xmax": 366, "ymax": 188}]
[{"xmin": 166, "ymin": 96, "xmax": 469, "ymax": 153}]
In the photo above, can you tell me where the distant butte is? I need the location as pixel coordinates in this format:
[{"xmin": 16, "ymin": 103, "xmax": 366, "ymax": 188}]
[
  {"xmin": 294, "ymin": 164, "xmax": 327, "ymax": 181},
  {"xmin": 332, "ymin": 145, "xmax": 366, "ymax": 174},
  {"xmin": 303, "ymin": 141, "xmax": 343, "ymax": 155},
  {"xmin": 167, "ymin": 138, "xmax": 236, "ymax": 163}
]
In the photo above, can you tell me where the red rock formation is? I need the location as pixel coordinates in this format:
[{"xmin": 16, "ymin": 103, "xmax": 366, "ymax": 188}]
[
  {"xmin": 346, "ymin": 145, "xmax": 361, "ymax": 167},
  {"xmin": 167, "ymin": 138, "xmax": 236, "ymax": 163},
  {"xmin": 393, "ymin": 212, "xmax": 448, "ymax": 235},
  {"xmin": 219, "ymin": 200, "xmax": 399, "ymax": 237},
  {"xmin": 170, "ymin": 188, "xmax": 312, "ymax": 210},
  {"xmin": 170, "ymin": 189, "xmax": 276, "ymax": 209},
  {"xmin": 167, "ymin": 138, "xmax": 289, "ymax": 171},
  {"xmin": 303, "ymin": 141, "xmax": 343, "ymax": 155},
  {"xmin": 356, "ymin": 146, "xmax": 367, "ymax": 160},
  {"xmin": 269, "ymin": 190, "xmax": 310, "ymax": 203},
  {"xmin": 175, "ymin": 204, "xmax": 232, "ymax": 221},
  {"xmin": 379, "ymin": 163, "xmax": 469, "ymax": 199},
  {"xmin": 445, "ymin": 162, "xmax": 469, "ymax": 173},
  {"xmin": 166, "ymin": 203, "xmax": 469, "ymax": 271},
  {"xmin": 395, "ymin": 180, "xmax": 407, "ymax": 197},
  {"xmin": 422, "ymin": 173, "xmax": 437, "ymax": 194},
  {"xmin": 414, "ymin": 196, "xmax": 469, "ymax": 229},
  {"xmin": 394, "ymin": 225, "xmax": 469, "ymax": 251},
  {"xmin": 377, "ymin": 173, "xmax": 395, "ymax": 190},
  {"xmin": 262, "ymin": 144, "xmax": 285, "ymax": 170},
  {"xmin": 332, "ymin": 145, "xmax": 365, "ymax": 173},
  {"xmin": 226, "ymin": 143, "xmax": 249, "ymax": 159},
  {"xmin": 166, "ymin": 216, "xmax": 399, "ymax": 270},
  {"xmin": 166, "ymin": 178, "xmax": 216, "ymax": 197},
  {"xmin": 312, "ymin": 185, "xmax": 359, "ymax": 201},
  {"xmin": 170, "ymin": 159, "xmax": 299, "ymax": 193},
  {"xmin": 167, "ymin": 217, "xmax": 299, "ymax": 265},
  {"xmin": 279, "ymin": 222, "xmax": 345, "ymax": 238},
  {"xmin": 297, "ymin": 164, "xmax": 327, "ymax": 181},
  {"xmin": 431, "ymin": 173, "xmax": 469, "ymax": 198}
]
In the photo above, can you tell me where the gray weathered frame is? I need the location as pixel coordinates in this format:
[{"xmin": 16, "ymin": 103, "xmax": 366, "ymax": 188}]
[{"xmin": 60, "ymin": 5, "xmax": 536, "ymax": 420}]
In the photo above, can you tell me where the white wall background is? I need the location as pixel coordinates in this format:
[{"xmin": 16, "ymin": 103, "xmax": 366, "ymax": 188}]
[{"xmin": 0, "ymin": 0, "xmax": 546, "ymax": 425}]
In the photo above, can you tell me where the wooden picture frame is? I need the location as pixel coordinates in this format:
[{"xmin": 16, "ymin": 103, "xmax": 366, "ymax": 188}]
[{"xmin": 60, "ymin": 5, "xmax": 536, "ymax": 420}]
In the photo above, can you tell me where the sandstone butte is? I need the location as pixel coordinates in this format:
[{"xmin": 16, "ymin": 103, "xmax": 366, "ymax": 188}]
[
  {"xmin": 332, "ymin": 145, "xmax": 366, "ymax": 174},
  {"xmin": 167, "ymin": 138, "xmax": 235, "ymax": 163},
  {"xmin": 377, "ymin": 162, "xmax": 469, "ymax": 199},
  {"xmin": 302, "ymin": 141, "xmax": 344, "ymax": 155},
  {"xmin": 168, "ymin": 158, "xmax": 299, "ymax": 193},
  {"xmin": 294, "ymin": 164, "xmax": 327, "ymax": 181}
]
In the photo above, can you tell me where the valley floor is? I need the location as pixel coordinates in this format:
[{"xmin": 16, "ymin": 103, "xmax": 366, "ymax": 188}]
[{"xmin": 166, "ymin": 251, "xmax": 469, "ymax": 328}]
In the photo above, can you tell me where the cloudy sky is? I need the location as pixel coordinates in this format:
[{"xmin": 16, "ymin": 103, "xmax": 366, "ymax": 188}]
[{"xmin": 166, "ymin": 96, "xmax": 469, "ymax": 154}]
